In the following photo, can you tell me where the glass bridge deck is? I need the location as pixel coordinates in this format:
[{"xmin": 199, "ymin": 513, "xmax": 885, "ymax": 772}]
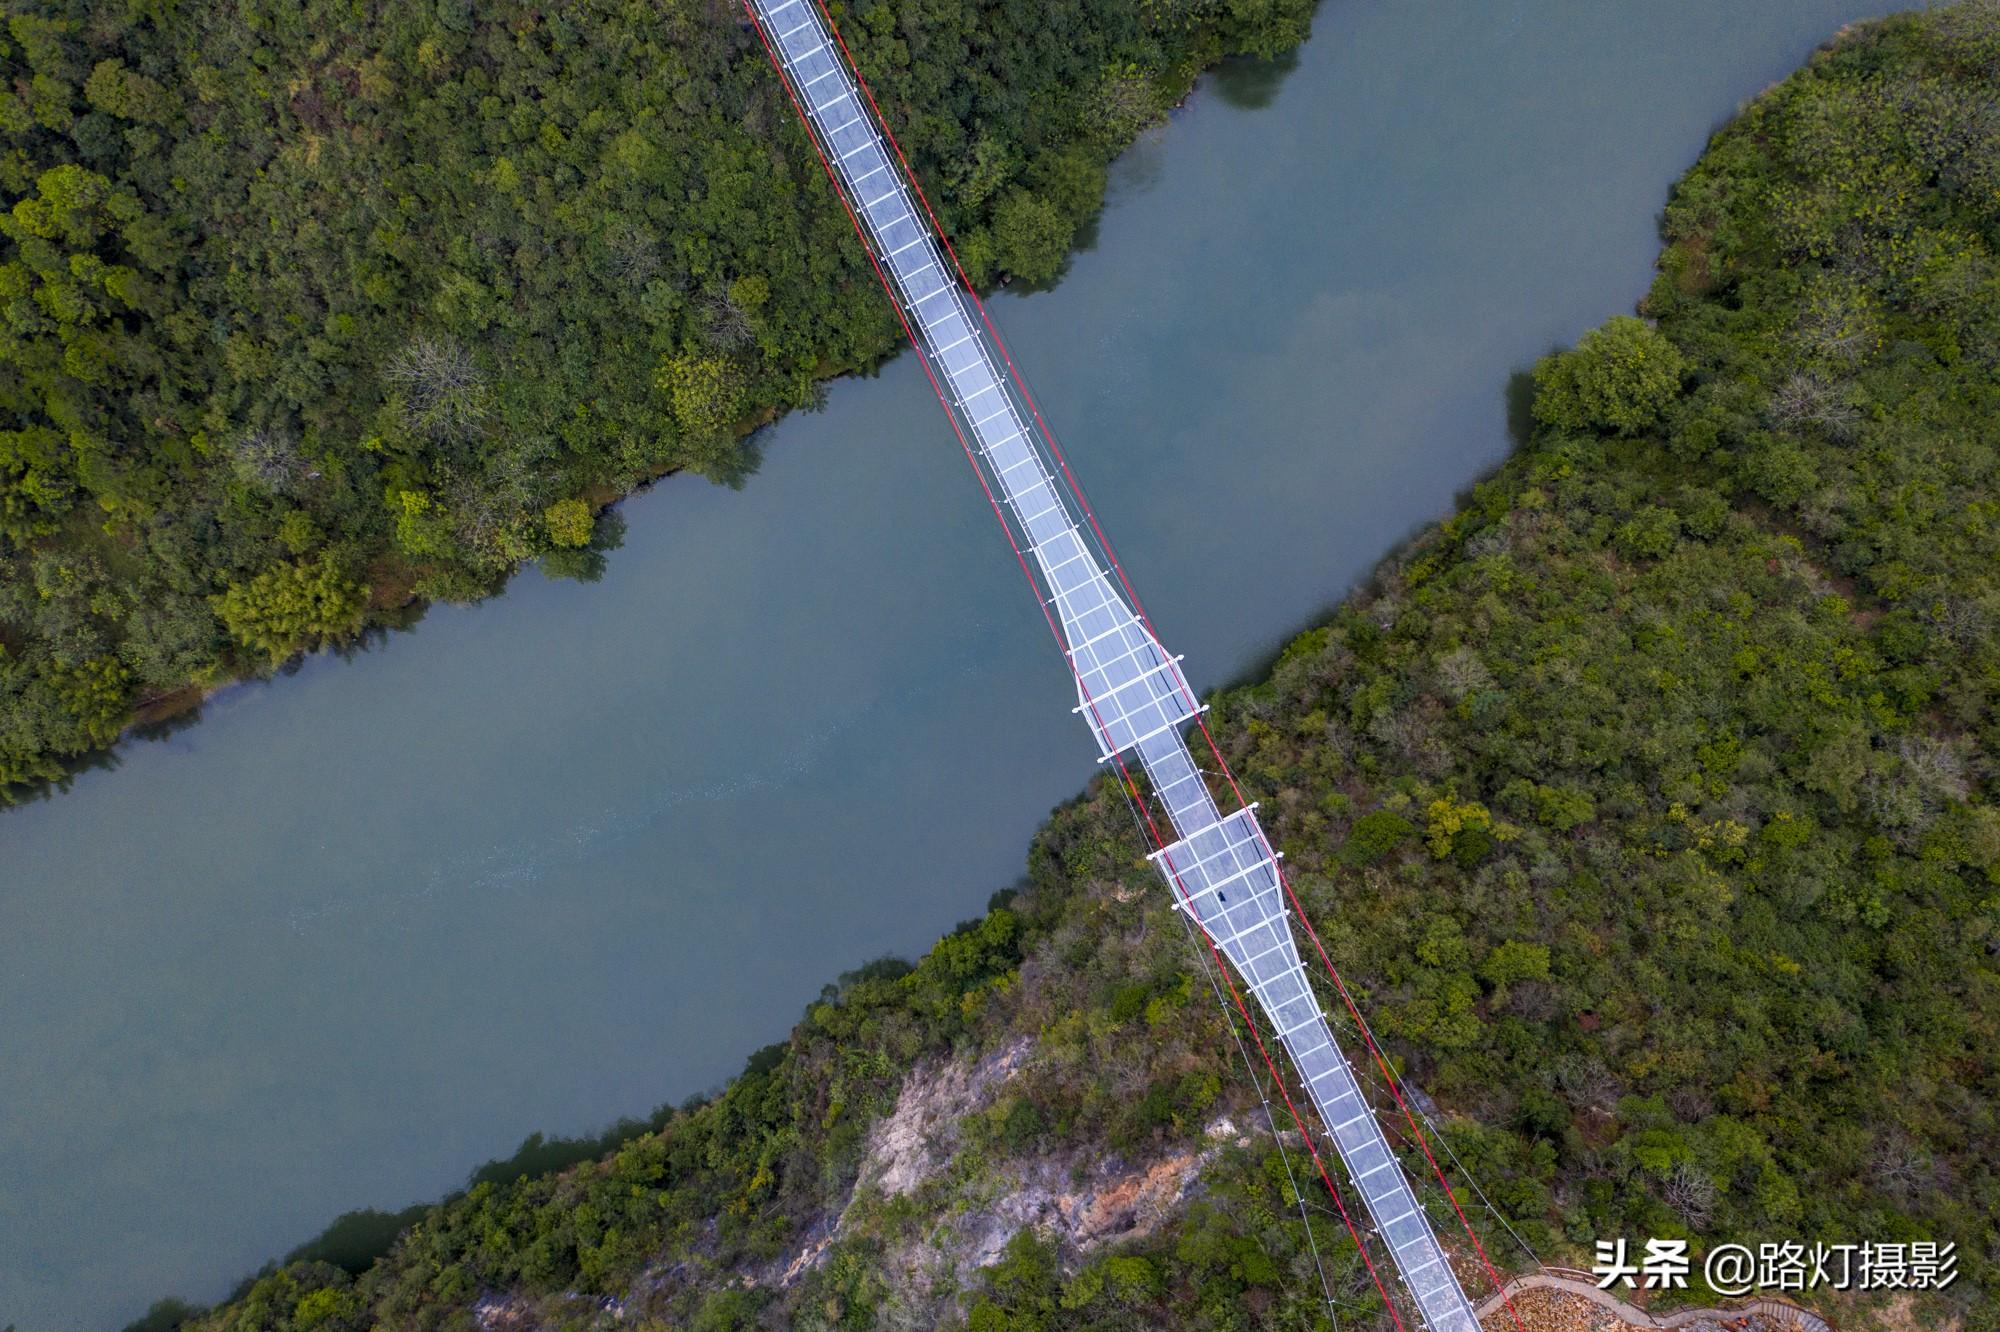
[{"xmin": 751, "ymin": 2, "xmax": 1482, "ymax": 1326}]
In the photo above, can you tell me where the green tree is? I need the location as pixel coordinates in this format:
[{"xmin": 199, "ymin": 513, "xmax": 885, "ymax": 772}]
[
  {"xmin": 990, "ymin": 190, "xmax": 1074, "ymax": 284},
  {"xmin": 1531, "ymin": 315, "xmax": 1685, "ymax": 435},
  {"xmin": 655, "ymin": 353, "xmax": 742, "ymax": 441},
  {"xmin": 212, "ymin": 555, "xmax": 367, "ymax": 665},
  {"xmin": 1344, "ymin": 808, "xmax": 1414, "ymax": 863},
  {"xmin": 0, "ymin": 425, "xmax": 75, "ymax": 540},
  {"xmin": 83, "ymin": 58, "xmax": 171, "ymax": 124},
  {"xmin": 1480, "ymin": 940, "xmax": 1551, "ymax": 987},
  {"xmin": 543, "ymin": 498, "xmax": 594, "ymax": 549},
  {"xmin": 49, "ymin": 656, "xmax": 129, "ymax": 746},
  {"xmin": 1614, "ymin": 504, "xmax": 1682, "ymax": 560}
]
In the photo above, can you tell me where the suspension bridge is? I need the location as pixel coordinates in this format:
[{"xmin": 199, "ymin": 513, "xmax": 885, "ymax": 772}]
[{"xmin": 741, "ymin": 3, "xmax": 1525, "ymax": 1327}]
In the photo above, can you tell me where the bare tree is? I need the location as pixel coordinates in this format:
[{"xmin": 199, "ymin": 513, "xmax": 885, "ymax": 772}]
[
  {"xmin": 605, "ymin": 224, "xmax": 662, "ymax": 288},
  {"xmin": 384, "ymin": 335, "xmax": 490, "ymax": 443},
  {"xmin": 1551, "ymin": 1054, "xmax": 1620, "ymax": 1115},
  {"xmin": 1085, "ymin": 65, "xmax": 1162, "ymax": 144},
  {"xmin": 1928, "ymin": 596, "xmax": 1993, "ymax": 649},
  {"xmin": 1860, "ymin": 735, "xmax": 1972, "ymax": 848},
  {"xmin": 228, "ymin": 425, "xmax": 314, "ymax": 495},
  {"xmin": 1869, "ymin": 1128, "xmax": 1948, "ymax": 1203},
  {"xmin": 1367, "ymin": 702, "xmax": 1452, "ymax": 779},
  {"xmin": 1791, "ymin": 278, "xmax": 1879, "ymax": 368},
  {"xmin": 1433, "ymin": 645, "xmax": 1494, "ymax": 702},
  {"xmin": 1767, "ymin": 370, "xmax": 1861, "ymax": 442},
  {"xmin": 700, "ymin": 289, "xmax": 755, "ymax": 349},
  {"xmin": 1862, "ymin": 767, "xmax": 1931, "ymax": 842},
  {"xmin": 1662, "ymin": 1161, "xmax": 1718, "ymax": 1229},
  {"xmin": 1666, "ymin": 1085, "xmax": 1715, "ymax": 1123},
  {"xmin": 1900, "ymin": 733, "xmax": 1972, "ymax": 804},
  {"xmin": 1464, "ymin": 524, "xmax": 1511, "ymax": 560},
  {"xmin": 1500, "ymin": 980, "xmax": 1559, "ymax": 1021}
]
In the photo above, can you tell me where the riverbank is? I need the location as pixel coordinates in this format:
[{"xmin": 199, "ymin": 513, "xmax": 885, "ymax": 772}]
[{"xmin": 167, "ymin": 8, "xmax": 1998, "ymax": 1330}]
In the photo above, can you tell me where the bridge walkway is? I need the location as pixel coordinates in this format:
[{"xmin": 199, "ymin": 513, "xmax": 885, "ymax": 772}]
[{"xmin": 746, "ymin": 3, "xmax": 1485, "ymax": 1327}]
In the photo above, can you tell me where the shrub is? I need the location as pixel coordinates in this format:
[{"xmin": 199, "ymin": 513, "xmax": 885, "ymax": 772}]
[
  {"xmin": 543, "ymin": 498, "xmax": 594, "ymax": 549},
  {"xmin": 1343, "ymin": 809, "xmax": 1415, "ymax": 863}
]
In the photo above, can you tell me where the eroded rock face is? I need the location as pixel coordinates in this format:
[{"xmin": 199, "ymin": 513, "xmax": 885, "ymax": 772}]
[
  {"xmin": 736, "ymin": 1037, "xmax": 1036, "ymax": 1298},
  {"xmin": 858, "ymin": 1037, "xmax": 1035, "ymax": 1201},
  {"xmin": 1054, "ymin": 1145, "xmax": 1208, "ymax": 1248},
  {"xmin": 762, "ymin": 1028, "xmax": 1246, "ymax": 1315},
  {"xmin": 938, "ymin": 1113, "xmax": 1246, "ymax": 1271}
]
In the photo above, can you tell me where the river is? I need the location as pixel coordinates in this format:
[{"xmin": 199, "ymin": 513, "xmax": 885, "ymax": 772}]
[{"xmin": 0, "ymin": 2, "xmax": 1886, "ymax": 1325}]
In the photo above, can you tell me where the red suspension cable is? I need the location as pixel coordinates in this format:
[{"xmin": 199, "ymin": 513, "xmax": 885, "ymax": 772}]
[
  {"xmin": 808, "ymin": 0, "xmax": 1171, "ymax": 638},
  {"xmin": 741, "ymin": 1, "xmax": 1066, "ymax": 662},
  {"xmin": 1265, "ymin": 843, "xmax": 1530, "ymax": 1332},
  {"xmin": 810, "ymin": 19, "xmax": 1525, "ymax": 1317},
  {"xmin": 1110, "ymin": 750, "xmax": 1410, "ymax": 1332},
  {"xmin": 752, "ymin": 8, "xmax": 1514, "ymax": 1326},
  {"xmin": 743, "ymin": 9, "xmax": 1411, "ymax": 1324}
]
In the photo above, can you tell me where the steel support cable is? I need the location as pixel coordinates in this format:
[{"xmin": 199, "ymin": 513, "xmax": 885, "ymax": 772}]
[
  {"xmin": 1126, "ymin": 778, "xmax": 1379, "ymax": 1332},
  {"xmin": 741, "ymin": 9, "xmax": 1409, "ymax": 1327},
  {"xmin": 1042, "ymin": 585, "xmax": 1407, "ymax": 1322},
  {"xmin": 740, "ymin": 3, "xmax": 1072, "ymax": 679},
  {"xmin": 1318, "ymin": 1037, "xmax": 1547, "ymax": 1283},
  {"xmin": 1082, "ymin": 696, "xmax": 1407, "ymax": 1329},
  {"xmin": 1219, "ymin": 938, "xmax": 1507, "ymax": 1323},
  {"xmin": 1121, "ymin": 761, "xmax": 1413, "ymax": 1332},
  {"xmin": 1259, "ymin": 849, "xmax": 1534, "ymax": 1332},
  {"xmin": 1063, "ymin": 687, "xmax": 1408, "ymax": 1325},
  {"xmin": 806, "ymin": 0, "xmax": 1148, "ymax": 634},
  {"xmin": 1158, "ymin": 829, "xmax": 1346, "ymax": 1326},
  {"xmin": 1304, "ymin": 963, "xmax": 1551, "ymax": 1281},
  {"xmin": 1146, "ymin": 712, "xmax": 1536, "ymax": 1325},
  {"xmin": 1096, "ymin": 752, "xmax": 1347, "ymax": 1323},
  {"xmin": 785, "ymin": 32, "xmax": 1522, "ymax": 1315}
]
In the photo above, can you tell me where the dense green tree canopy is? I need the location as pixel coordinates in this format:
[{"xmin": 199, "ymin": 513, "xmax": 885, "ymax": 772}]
[{"xmin": 0, "ymin": 0, "xmax": 1312, "ymax": 798}]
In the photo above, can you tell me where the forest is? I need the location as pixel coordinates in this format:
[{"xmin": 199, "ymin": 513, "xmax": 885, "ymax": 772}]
[
  {"xmin": 0, "ymin": 0, "xmax": 1311, "ymax": 797},
  {"xmin": 156, "ymin": 6, "xmax": 1999, "ymax": 1331}
]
